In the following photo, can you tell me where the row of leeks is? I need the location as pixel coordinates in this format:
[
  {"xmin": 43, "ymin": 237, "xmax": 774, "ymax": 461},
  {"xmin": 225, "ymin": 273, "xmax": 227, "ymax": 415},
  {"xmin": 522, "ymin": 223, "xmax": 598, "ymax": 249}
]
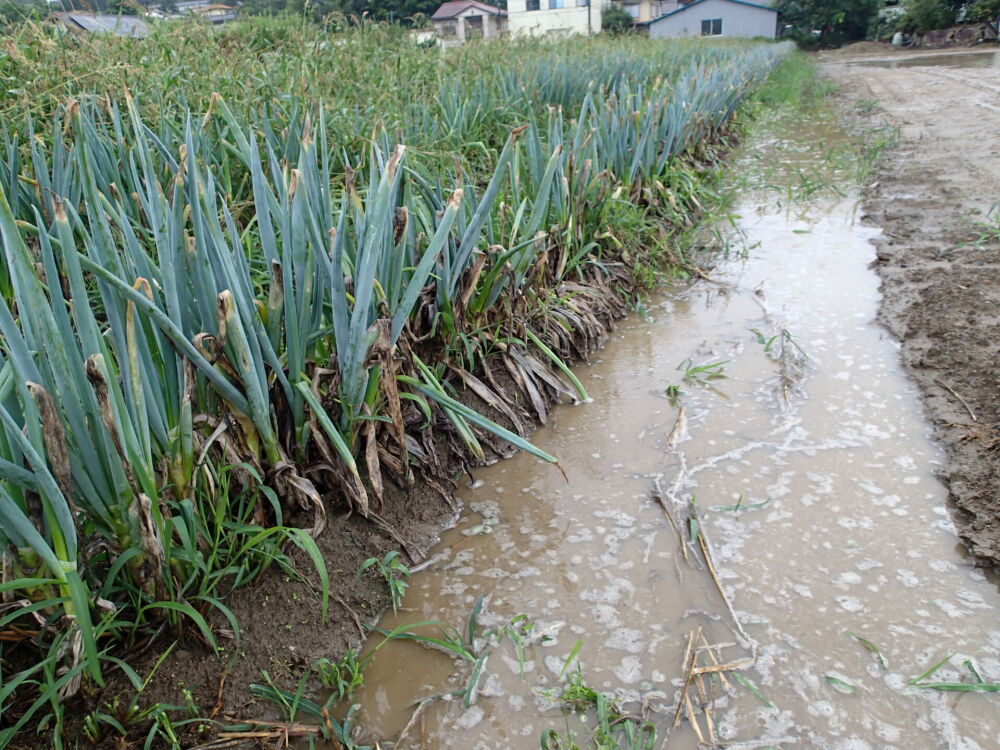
[{"xmin": 0, "ymin": 40, "xmax": 791, "ymax": 741}]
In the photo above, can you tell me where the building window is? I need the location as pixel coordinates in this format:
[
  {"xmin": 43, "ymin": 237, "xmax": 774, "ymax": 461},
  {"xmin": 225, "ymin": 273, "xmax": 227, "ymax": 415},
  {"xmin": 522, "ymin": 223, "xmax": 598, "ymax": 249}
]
[
  {"xmin": 701, "ymin": 18, "xmax": 722, "ymax": 35},
  {"xmin": 526, "ymin": 0, "xmax": 540, "ymax": 9},
  {"xmin": 549, "ymin": 0, "xmax": 564, "ymax": 7},
  {"xmin": 576, "ymin": 0, "xmax": 589, "ymax": 6},
  {"xmin": 440, "ymin": 20, "xmax": 457, "ymax": 37},
  {"xmin": 623, "ymin": 4, "xmax": 639, "ymax": 18}
]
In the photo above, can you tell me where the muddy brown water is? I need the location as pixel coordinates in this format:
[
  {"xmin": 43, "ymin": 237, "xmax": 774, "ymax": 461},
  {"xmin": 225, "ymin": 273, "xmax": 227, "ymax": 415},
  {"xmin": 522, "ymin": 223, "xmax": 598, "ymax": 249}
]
[
  {"xmin": 840, "ymin": 49, "xmax": 999, "ymax": 69},
  {"xmin": 328, "ymin": 118, "xmax": 1000, "ymax": 749}
]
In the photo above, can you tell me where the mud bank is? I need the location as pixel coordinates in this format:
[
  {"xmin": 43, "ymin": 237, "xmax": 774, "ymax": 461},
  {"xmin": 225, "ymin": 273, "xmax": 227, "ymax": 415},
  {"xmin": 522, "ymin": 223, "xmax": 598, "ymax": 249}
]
[{"xmin": 824, "ymin": 56, "xmax": 1000, "ymax": 566}]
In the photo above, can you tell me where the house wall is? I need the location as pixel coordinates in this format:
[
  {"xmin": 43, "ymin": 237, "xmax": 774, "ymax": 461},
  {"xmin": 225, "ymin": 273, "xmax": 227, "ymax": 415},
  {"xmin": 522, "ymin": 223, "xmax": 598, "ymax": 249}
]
[
  {"xmin": 434, "ymin": 7, "xmax": 504, "ymax": 42},
  {"xmin": 648, "ymin": 0, "xmax": 776, "ymax": 39},
  {"xmin": 616, "ymin": 0, "xmax": 665, "ymax": 23},
  {"xmin": 458, "ymin": 6, "xmax": 503, "ymax": 39},
  {"xmin": 508, "ymin": 0, "xmax": 611, "ymax": 36},
  {"xmin": 412, "ymin": 28, "xmax": 439, "ymax": 44},
  {"xmin": 433, "ymin": 18, "xmax": 460, "ymax": 40}
]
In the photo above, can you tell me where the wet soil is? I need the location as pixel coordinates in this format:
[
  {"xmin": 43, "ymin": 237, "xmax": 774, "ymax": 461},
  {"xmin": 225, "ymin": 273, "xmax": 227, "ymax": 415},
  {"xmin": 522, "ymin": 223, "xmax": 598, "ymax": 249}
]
[
  {"xmin": 819, "ymin": 41, "xmax": 999, "ymax": 63},
  {"xmin": 151, "ymin": 485, "xmax": 459, "ymax": 722},
  {"xmin": 842, "ymin": 50, "xmax": 999, "ymax": 69},
  {"xmin": 824, "ymin": 55, "xmax": 1000, "ymax": 566}
]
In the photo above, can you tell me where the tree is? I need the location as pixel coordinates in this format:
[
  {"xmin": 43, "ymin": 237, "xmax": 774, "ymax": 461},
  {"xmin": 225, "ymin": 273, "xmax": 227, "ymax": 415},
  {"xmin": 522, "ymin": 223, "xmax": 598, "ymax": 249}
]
[
  {"xmin": 107, "ymin": 0, "xmax": 140, "ymax": 14},
  {"xmin": 966, "ymin": 0, "xmax": 1000, "ymax": 23},
  {"xmin": 352, "ymin": 0, "xmax": 439, "ymax": 23},
  {"xmin": 0, "ymin": 0, "xmax": 46, "ymax": 28},
  {"xmin": 777, "ymin": 0, "xmax": 880, "ymax": 43},
  {"xmin": 898, "ymin": 0, "xmax": 955, "ymax": 32},
  {"xmin": 602, "ymin": 4, "xmax": 633, "ymax": 33},
  {"xmin": 241, "ymin": 0, "xmax": 441, "ymax": 24}
]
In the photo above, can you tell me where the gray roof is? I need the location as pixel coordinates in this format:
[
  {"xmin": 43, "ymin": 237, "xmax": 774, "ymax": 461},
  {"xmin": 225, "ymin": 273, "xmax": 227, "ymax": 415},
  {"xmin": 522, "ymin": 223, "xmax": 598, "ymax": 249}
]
[
  {"xmin": 432, "ymin": 1, "xmax": 504, "ymax": 20},
  {"xmin": 54, "ymin": 12, "xmax": 149, "ymax": 37},
  {"xmin": 638, "ymin": 0, "xmax": 777, "ymax": 26}
]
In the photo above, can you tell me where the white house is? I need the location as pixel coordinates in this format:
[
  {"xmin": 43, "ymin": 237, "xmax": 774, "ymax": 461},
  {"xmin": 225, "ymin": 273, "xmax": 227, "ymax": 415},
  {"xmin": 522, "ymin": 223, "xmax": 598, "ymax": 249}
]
[
  {"xmin": 507, "ymin": 0, "xmax": 612, "ymax": 37},
  {"xmin": 640, "ymin": 0, "xmax": 777, "ymax": 39},
  {"xmin": 431, "ymin": 1, "xmax": 507, "ymax": 42}
]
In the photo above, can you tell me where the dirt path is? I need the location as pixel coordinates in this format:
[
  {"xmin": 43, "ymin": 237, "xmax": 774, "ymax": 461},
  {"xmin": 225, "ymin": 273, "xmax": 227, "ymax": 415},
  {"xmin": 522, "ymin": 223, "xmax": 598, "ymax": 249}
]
[{"xmin": 824, "ymin": 54, "xmax": 1000, "ymax": 566}]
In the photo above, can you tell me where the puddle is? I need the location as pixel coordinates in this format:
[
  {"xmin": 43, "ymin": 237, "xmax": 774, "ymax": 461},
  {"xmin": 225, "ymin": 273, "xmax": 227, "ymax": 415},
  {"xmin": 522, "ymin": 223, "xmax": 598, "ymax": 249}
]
[
  {"xmin": 335, "ymin": 117, "xmax": 1000, "ymax": 748},
  {"xmin": 844, "ymin": 49, "xmax": 999, "ymax": 68}
]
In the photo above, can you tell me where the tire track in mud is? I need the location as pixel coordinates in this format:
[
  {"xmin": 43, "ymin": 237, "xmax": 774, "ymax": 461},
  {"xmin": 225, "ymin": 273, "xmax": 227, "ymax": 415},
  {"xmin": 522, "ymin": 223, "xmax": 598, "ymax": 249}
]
[
  {"xmin": 886, "ymin": 66, "xmax": 1000, "ymax": 127},
  {"xmin": 909, "ymin": 66, "xmax": 1000, "ymax": 96},
  {"xmin": 844, "ymin": 64, "xmax": 1000, "ymax": 194},
  {"xmin": 825, "ymin": 57, "xmax": 1000, "ymax": 566}
]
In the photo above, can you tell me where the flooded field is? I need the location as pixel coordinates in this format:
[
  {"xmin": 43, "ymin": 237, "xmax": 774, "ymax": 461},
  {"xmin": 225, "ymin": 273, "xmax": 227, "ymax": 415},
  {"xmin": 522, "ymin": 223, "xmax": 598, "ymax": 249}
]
[
  {"xmin": 843, "ymin": 49, "xmax": 999, "ymax": 69},
  {"xmin": 338, "ymin": 116, "xmax": 1000, "ymax": 749}
]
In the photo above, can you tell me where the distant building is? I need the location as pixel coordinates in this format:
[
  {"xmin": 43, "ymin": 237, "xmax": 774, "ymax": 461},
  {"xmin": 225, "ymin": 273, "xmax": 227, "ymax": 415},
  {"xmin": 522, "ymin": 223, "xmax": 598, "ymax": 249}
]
[
  {"xmin": 615, "ymin": 0, "xmax": 664, "ymax": 24},
  {"xmin": 151, "ymin": 0, "xmax": 239, "ymax": 24},
  {"xmin": 640, "ymin": 0, "xmax": 777, "ymax": 39},
  {"xmin": 431, "ymin": 1, "xmax": 507, "ymax": 42},
  {"xmin": 505, "ymin": 0, "xmax": 701, "ymax": 37},
  {"xmin": 506, "ymin": 0, "xmax": 612, "ymax": 37},
  {"xmin": 53, "ymin": 11, "xmax": 149, "ymax": 37},
  {"xmin": 189, "ymin": 3, "xmax": 237, "ymax": 24}
]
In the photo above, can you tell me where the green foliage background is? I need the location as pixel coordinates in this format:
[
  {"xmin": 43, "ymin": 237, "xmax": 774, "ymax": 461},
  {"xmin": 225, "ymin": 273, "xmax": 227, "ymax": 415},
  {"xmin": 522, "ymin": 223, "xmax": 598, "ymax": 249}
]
[{"xmin": 776, "ymin": 0, "xmax": 880, "ymax": 44}]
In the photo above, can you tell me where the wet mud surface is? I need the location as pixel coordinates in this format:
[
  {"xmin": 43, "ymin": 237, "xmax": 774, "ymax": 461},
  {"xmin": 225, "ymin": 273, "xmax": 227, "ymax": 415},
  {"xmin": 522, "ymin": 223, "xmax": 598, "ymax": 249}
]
[
  {"xmin": 819, "ymin": 45, "xmax": 999, "ymax": 68},
  {"xmin": 79, "ymin": 476, "xmax": 460, "ymax": 741},
  {"xmin": 824, "ymin": 53, "xmax": 1000, "ymax": 567}
]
